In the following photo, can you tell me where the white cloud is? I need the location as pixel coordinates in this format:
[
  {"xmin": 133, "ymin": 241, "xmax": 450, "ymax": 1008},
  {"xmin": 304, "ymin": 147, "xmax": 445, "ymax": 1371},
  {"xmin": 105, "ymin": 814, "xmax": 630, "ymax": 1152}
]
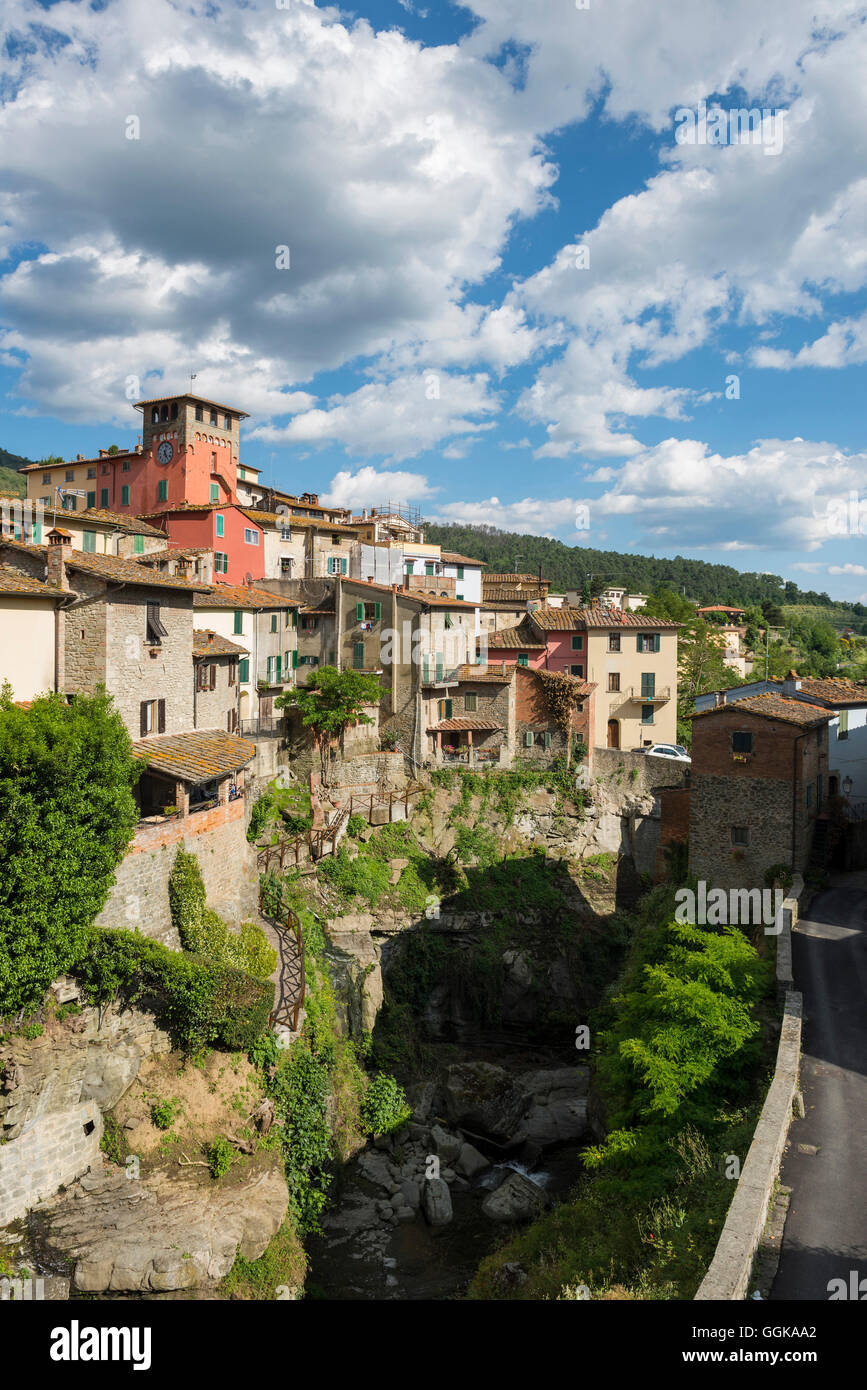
[
  {"xmin": 430, "ymin": 495, "xmax": 589, "ymax": 538},
  {"xmin": 828, "ymin": 563, "xmax": 867, "ymax": 576},
  {"xmin": 320, "ymin": 465, "xmax": 436, "ymax": 509}
]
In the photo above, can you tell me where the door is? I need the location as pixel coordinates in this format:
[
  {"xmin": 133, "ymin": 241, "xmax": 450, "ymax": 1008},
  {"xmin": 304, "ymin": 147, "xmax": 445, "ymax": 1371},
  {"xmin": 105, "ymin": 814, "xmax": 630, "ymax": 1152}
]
[{"xmin": 607, "ymin": 719, "xmax": 620, "ymax": 749}]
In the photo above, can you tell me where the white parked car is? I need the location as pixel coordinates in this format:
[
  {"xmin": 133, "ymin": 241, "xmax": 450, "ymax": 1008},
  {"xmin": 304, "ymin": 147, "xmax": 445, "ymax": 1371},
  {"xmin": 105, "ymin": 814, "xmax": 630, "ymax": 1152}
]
[{"xmin": 641, "ymin": 743, "xmax": 691, "ymax": 763}]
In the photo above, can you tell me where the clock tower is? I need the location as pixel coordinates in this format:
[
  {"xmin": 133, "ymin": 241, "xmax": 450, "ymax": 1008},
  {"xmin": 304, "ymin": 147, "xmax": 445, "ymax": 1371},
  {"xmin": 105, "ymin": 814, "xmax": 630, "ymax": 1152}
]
[{"xmin": 132, "ymin": 393, "xmax": 249, "ymax": 513}]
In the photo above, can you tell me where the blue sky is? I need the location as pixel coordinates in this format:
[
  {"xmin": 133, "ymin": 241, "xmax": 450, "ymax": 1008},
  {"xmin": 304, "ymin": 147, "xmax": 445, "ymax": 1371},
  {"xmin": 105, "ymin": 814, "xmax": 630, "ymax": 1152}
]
[{"xmin": 1, "ymin": 0, "xmax": 867, "ymax": 599}]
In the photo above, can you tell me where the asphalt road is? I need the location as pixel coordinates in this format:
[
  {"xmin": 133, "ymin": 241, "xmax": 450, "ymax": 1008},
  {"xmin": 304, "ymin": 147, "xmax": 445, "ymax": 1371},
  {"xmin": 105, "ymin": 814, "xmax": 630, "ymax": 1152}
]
[{"xmin": 771, "ymin": 876, "xmax": 867, "ymax": 1300}]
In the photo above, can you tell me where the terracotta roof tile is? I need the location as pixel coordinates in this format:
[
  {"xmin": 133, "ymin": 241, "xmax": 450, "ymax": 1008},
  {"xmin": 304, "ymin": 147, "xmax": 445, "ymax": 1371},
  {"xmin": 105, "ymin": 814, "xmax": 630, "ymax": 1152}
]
[
  {"xmin": 692, "ymin": 693, "xmax": 833, "ymax": 727},
  {"xmin": 440, "ymin": 551, "xmax": 485, "ymax": 566},
  {"xmin": 132, "ymin": 730, "xmax": 256, "ymax": 782},
  {"xmin": 78, "ymin": 509, "xmax": 165, "ymax": 536},
  {"xmin": 484, "ymin": 621, "xmax": 546, "ymax": 649},
  {"xmin": 427, "ymin": 717, "xmax": 503, "ymax": 732},
  {"xmin": 456, "ymin": 662, "xmax": 513, "ymax": 682},
  {"xmin": 64, "ymin": 550, "xmax": 213, "ymax": 592},
  {"xmin": 192, "ymin": 630, "xmax": 249, "ymax": 657},
  {"xmin": 0, "ymin": 565, "xmax": 66, "ymax": 599},
  {"xmin": 194, "ymin": 584, "xmax": 297, "ymax": 610}
]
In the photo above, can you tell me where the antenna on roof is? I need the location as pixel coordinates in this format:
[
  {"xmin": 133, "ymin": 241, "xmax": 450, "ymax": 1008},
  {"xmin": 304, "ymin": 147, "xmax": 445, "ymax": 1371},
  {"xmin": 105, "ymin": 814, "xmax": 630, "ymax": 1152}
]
[{"xmin": 190, "ymin": 373, "xmax": 197, "ymax": 391}]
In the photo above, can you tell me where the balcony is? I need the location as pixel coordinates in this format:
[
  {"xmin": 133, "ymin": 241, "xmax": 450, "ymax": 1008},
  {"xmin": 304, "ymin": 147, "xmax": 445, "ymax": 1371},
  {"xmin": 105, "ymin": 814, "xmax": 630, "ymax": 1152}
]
[
  {"xmin": 407, "ymin": 574, "xmax": 456, "ymax": 597},
  {"xmin": 421, "ymin": 666, "xmax": 460, "ymax": 688},
  {"xmin": 625, "ymin": 686, "xmax": 671, "ymax": 704}
]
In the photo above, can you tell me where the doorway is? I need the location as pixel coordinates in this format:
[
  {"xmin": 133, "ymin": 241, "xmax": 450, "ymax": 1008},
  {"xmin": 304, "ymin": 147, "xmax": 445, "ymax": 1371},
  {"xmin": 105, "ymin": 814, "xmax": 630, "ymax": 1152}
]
[{"xmin": 607, "ymin": 719, "xmax": 620, "ymax": 749}]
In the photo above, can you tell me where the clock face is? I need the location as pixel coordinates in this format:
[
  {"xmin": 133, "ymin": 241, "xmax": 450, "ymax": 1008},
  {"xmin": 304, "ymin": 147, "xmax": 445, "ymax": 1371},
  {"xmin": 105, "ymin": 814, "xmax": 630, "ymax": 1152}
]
[{"xmin": 157, "ymin": 441, "xmax": 174, "ymax": 465}]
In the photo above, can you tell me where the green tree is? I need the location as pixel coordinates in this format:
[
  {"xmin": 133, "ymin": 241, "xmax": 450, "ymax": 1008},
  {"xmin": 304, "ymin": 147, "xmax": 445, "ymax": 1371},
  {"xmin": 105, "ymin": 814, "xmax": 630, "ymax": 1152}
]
[
  {"xmin": 642, "ymin": 591, "xmax": 738, "ymax": 746},
  {"xmin": 0, "ymin": 687, "xmax": 140, "ymax": 1014},
  {"xmin": 277, "ymin": 666, "xmax": 383, "ymax": 779}
]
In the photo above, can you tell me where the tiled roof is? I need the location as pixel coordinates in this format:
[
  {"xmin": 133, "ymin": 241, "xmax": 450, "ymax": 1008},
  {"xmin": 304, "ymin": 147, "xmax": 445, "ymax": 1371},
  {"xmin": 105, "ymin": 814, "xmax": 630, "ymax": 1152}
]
[
  {"xmin": 428, "ymin": 717, "xmax": 503, "ymax": 732},
  {"xmin": 194, "ymin": 583, "xmax": 297, "ymax": 610},
  {"xmin": 64, "ymin": 551, "xmax": 213, "ymax": 592},
  {"xmin": 482, "ymin": 586, "xmax": 548, "ymax": 603},
  {"xmin": 239, "ymin": 508, "xmax": 356, "ymax": 535},
  {"xmin": 440, "ymin": 551, "xmax": 485, "ymax": 566},
  {"xmin": 484, "ymin": 621, "xmax": 546, "ymax": 649},
  {"xmin": 697, "ymin": 605, "xmax": 746, "ymax": 614},
  {"xmin": 138, "ymin": 545, "xmax": 212, "ymax": 562},
  {"xmin": 525, "ymin": 605, "xmax": 586, "ymax": 631},
  {"xmin": 19, "ymin": 452, "xmax": 138, "ymax": 472},
  {"xmin": 456, "ymin": 662, "xmax": 513, "ymax": 682},
  {"xmin": 137, "ymin": 502, "xmax": 222, "ymax": 517},
  {"xmin": 480, "ymin": 598, "xmax": 540, "ymax": 610},
  {"xmin": 47, "ymin": 526, "xmax": 73, "ymax": 538},
  {"xmin": 78, "ymin": 509, "xmax": 165, "ymax": 536},
  {"xmin": 581, "ymin": 606, "xmax": 681, "ymax": 629},
  {"xmin": 132, "ymin": 730, "xmax": 256, "ymax": 782},
  {"xmin": 789, "ymin": 676, "xmax": 867, "ymax": 706},
  {"xmin": 0, "ymin": 565, "xmax": 66, "ymax": 599},
  {"xmin": 525, "ymin": 668, "xmax": 595, "ymax": 698},
  {"xmin": 692, "ymin": 694, "xmax": 833, "ymax": 727},
  {"xmin": 484, "ymin": 572, "xmax": 547, "ymax": 584},
  {"xmin": 134, "ymin": 393, "xmax": 249, "ymax": 418},
  {"xmin": 192, "ymin": 630, "xmax": 249, "ymax": 657}
]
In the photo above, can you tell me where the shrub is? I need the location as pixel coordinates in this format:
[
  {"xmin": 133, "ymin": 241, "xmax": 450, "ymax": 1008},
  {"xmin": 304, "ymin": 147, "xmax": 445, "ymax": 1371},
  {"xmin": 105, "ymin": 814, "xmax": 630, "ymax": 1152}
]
[
  {"xmin": 205, "ymin": 1136, "xmax": 234, "ymax": 1179},
  {"xmin": 151, "ymin": 1098, "xmax": 182, "ymax": 1130},
  {"xmin": 169, "ymin": 850, "xmax": 277, "ymax": 978},
  {"xmin": 347, "ymin": 814, "xmax": 367, "ymax": 838},
  {"xmin": 360, "ymin": 1072, "xmax": 412, "ymax": 1137}
]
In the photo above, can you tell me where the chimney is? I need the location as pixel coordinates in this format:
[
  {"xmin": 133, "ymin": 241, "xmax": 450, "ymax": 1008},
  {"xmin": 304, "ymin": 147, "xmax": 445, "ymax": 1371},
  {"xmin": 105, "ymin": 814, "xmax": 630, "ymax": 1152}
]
[
  {"xmin": 99, "ymin": 449, "xmax": 108, "ymax": 458},
  {"xmin": 45, "ymin": 535, "xmax": 70, "ymax": 591},
  {"xmin": 76, "ymin": 454, "xmax": 84, "ymax": 462}
]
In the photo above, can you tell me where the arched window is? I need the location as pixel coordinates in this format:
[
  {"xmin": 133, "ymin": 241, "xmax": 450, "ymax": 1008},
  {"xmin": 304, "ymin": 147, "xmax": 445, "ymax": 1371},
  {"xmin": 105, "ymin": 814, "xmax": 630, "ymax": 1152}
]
[
  {"xmin": 170, "ymin": 402, "xmax": 178, "ymax": 419},
  {"xmin": 151, "ymin": 408, "xmax": 159, "ymax": 424},
  {"xmin": 160, "ymin": 404, "xmax": 168, "ymax": 421}
]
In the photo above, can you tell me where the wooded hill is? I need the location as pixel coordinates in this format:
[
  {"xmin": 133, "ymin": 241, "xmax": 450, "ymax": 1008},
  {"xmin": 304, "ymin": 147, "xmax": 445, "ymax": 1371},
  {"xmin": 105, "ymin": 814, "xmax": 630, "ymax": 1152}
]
[{"xmin": 424, "ymin": 522, "xmax": 863, "ymax": 619}]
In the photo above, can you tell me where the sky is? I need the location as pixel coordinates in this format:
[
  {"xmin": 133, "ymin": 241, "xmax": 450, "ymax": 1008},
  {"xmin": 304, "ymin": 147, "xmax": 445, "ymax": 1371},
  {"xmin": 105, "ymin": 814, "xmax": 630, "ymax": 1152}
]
[{"xmin": 1, "ymin": 0, "xmax": 867, "ymax": 599}]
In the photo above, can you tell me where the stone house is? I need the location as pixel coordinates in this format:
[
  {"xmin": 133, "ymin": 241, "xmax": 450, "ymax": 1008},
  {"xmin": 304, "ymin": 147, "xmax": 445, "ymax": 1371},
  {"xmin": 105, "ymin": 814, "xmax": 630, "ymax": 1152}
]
[
  {"xmin": 193, "ymin": 630, "xmax": 247, "ymax": 733},
  {"xmin": 688, "ymin": 693, "xmax": 832, "ymax": 891},
  {"xmin": 480, "ymin": 572, "xmax": 551, "ymax": 634},
  {"xmin": 425, "ymin": 663, "xmax": 513, "ymax": 766},
  {"xmin": 513, "ymin": 666, "xmax": 594, "ymax": 766}
]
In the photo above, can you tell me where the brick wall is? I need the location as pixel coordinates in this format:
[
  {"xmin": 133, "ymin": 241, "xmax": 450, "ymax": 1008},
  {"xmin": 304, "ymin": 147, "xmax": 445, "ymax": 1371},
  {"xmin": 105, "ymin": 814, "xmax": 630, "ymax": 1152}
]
[
  {"xmin": 514, "ymin": 667, "xmax": 592, "ymax": 763},
  {"xmin": 654, "ymin": 785, "xmax": 691, "ymax": 881},
  {"xmin": 0, "ymin": 1100, "xmax": 103, "ymax": 1227},
  {"xmin": 94, "ymin": 799, "xmax": 259, "ymax": 946}
]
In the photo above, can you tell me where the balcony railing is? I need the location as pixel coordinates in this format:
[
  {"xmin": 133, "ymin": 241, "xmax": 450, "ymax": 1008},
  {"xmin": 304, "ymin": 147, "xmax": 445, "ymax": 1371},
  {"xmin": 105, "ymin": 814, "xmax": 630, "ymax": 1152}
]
[
  {"xmin": 241, "ymin": 716, "xmax": 285, "ymax": 737},
  {"xmin": 421, "ymin": 666, "xmax": 461, "ymax": 687},
  {"xmin": 625, "ymin": 686, "xmax": 671, "ymax": 704}
]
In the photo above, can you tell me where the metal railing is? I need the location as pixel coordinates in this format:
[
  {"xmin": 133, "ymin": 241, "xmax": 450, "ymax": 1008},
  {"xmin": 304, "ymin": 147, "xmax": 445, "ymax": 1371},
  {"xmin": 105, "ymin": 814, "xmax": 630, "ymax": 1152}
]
[
  {"xmin": 241, "ymin": 716, "xmax": 285, "ymax": 737},
  {"xmin": 625, "ymin": 686, "xmax": 671, "ymax": 703},
  {"xmin": 258, "ymin": 890, "xmax": 305, "ymax": 1034}
]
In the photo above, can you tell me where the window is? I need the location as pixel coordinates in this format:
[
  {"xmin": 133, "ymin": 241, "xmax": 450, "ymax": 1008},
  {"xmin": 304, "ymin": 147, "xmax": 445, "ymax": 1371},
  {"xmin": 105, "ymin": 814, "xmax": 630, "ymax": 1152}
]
[
  {"xmin": 270, "ymin": 614, "xmax": 278, "ymax": 632},
  {"xmin": 139, "ymin": 699, "xmax": 165, "ymax": 736},
  {"xmin": 210, "ymin": 484, "xmax": 219, "ymax": 503},
  {"xmin": 571, "ymin": 634, "xmax": 584, "ymax": 650},
  {"xmin": 63, "ymin": 494, "xmax": 77, "ymax": 512},
  {"xmin": 157, "ymin": 480, "xmax": 168, "ymax": 502},
  {"xmin": 637, "ymin": 633, "xmax": 661, "ymax": 653},
  {"xmin": 641, "ymin": 672, "xmax": 656, "ymax": 699},
  {"xmin": 40, "ymin": 496, "xmax": 50, "ymax": 507},
  {"xmin": 195, "ymin": 404, "xmax": 204, "ymax": 421},
  {"xmin": 82, "ymin": 531, "xmax": 97, "ymax": 553},
  {"xmin": 444, "ymin": 614, "xmax": 453, "ymax": 630},
  {"xmin": 328, "ymin": 557, "xmax": 347, "ymax": 575},
  {"xmin": 456, "ymin": 566, "xmax": 464, "ymax": 580},
  {"xmin": 216, "ymin": 514, "xmax": 224, "ymax": 538},
  {"xmin": 352, "ymin": 642, "xmax": 365, "ymax": 670},
  {"xmin": 838, "ymin": 710, "xmax": 849, "ymax": 740},
  {"xmin": 355, "ymin": 600, "xmax": 382, "ymax": 623},
  {"xmin": 101, "ymin": 463, "xmax": 110, "ymax": 475},
  {"xmin": 302, "ymin": 616, "xmax": 319, "ymax": 632},
  {"xmin": 239, "ymin": 657, "xmax": 250, "ymax": 683},
  {"xmin": 517, "ymin": 652, "xmax": 529, "ymax": 667},
  {"xmin": 641, "ymin": 704, "xmax": 654, "ymax": 725},
  {"xmin": 210, "ymin": 410, "xmax": 218, "ymax": 425},
  {"xmin": 87, "ymin": 491, "xmax": 96, "ymax": 508},
  {"xmin": 331, "ymin": 534, "xmax": 341, "ymax": 545},
  {"xmin": 65, "ymin": 470, "xmax": 74, "ymax": 482},
  {"xmin": 731, "ymin": 731, "xmax": 753, "ymax": 753},
  {"xmin": 42, "ymin": 473, "xmax": 51, "ymax": 485},
  {"xmin": 32, "ymin": 523, "xmax": 42, "ymax": 543},
  {"xmin": 523, "ymin": 730, "xmax": 533, "ymax": 747},
  {"xmin": 425, "ymin": 562, "xmax": 434, "ymax": 576},
  {"xmin": 122, "ymin": 460, "xmax": 131, "ymax": 472},
  {"xmin": 233, "ymin": 610, "xmax": 243, "ymax": 634},
  {"xmin": 608, "ymin": 672, "xmax": 620, "ymax": 692},
  {"xmin": 146, "ymin": 601, "xmax": 168, "ymax": 645},
  {"xmin": 133, "ymin": 535, "xmax": 144, "ymax": 554},
  {"xmin": 280, "ymin": 527, "xmax": 291, "ymax": 541},
  {"xmin": 151, "ymin": 408, "xmax": 159, "ymax": 424},
  {"xmin": 87, "ymin": 467, "xmax": 97, "ymax": 479},
  {"xmin": 438, "ymin": 698, "xmax": 453, "ymax": 720},
  {"xmin": 214, "ymin": 552, "xmax": 228, "ymax": 574},
  {"xmin": 224, "ymin": 415, "xmax": 231, "ymax": 429},
  {"xmin": 465, "ymin": 693, "xmax": 478, "ymax": 712},
  {"xmin": 160, "ymin": 405, "xmax": 168, "ymax": 421},
  {"xmin": 608, "ymin": 633, "xmax": 621, "ymax": 653},
  {"xmin": 569, "ymin": 664, "xmax": 584, "ymax": 677},
  {"xmin": 731, "ymin": 825, "xmax": 750, "ymax": 847},
  {"xmin": 121, "ymin": 485, "xmax": 130, "ymax": 506},
  {"xmin": 171, "ymin": 402, "xmax": 178, "ymax": 419},
  {"xmin": 457, "ymin": 594, "xmax": 464, "ymax": 602},
  {"xmin": 100, "ymin": 488, "xmax": 109, "ymax": 508},
  {"xmin": 243, "ymin": 528, "xmax": 259, "ymax": 545}
]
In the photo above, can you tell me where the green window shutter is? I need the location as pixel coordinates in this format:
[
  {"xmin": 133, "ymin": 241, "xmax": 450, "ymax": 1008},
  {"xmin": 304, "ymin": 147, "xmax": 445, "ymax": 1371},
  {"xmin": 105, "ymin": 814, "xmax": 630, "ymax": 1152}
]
[
  {"xmin": 100, "ymin": 488, "xmax": 109, "ymax": 508},
  {"xmin": 121, "ymin": 485, "xmax": 130, "ymax": 506},
  {"xmin": 517, "ymin": 652, "xmax": 529, "ymax": 667},
  {"xmin": 341, "ymin": 558, "xmax": 347, "ymax": 574},
  {"xmin": 543, "ymin": 731, "xmax": 552, "ymax": 749},
  {"xmin": 654, "ymin": 634, "xmax": 660, "ymax": 652},
  {"xmin": 571, "ymin": 635, "xmax": 583, "ymax": 650},
  {"xmin": 292, "ymin": 608, "xmax": 298, "ymax": 627},
  {"xmin": 444, "ymin": 699, "xmax": 453, "ymax": 720},
  {"xmin": 524, "ymin": 730, "xmax": 533, "ymax": 747},
  {"xmin": 353, "ymin": 642, "xmax": 365, "ymax": 670},
  {"xmin": 239, "ymin": 657, "xmax": 250, "ymax": 682},
  {"xmin": 465, "ymin": 693, "xmax": 477, "ymax": 712},
  {"xmin": 86, "ymin": 491, "xmax": 96, "ymax": 509},
  {"xmin": 32, "ymin": 522, "xmax": 42, "ymax": 543},
  {"xmin": 233, "ymin": 610, "xmax": 243, "ymax": 634},
  {"xmin": 83, "ymin": 531, "xmax": 96, "ymax": 553},
  {"xmin": 292, "ymin": 649, "xmax": 298, "ymax": 669},
  {"xmin": 210, "ymin": 484, "xmax": 219, "ymax": 503},
  {"xmin": 157, "ymin": 480, "xmax": 167, "ymax": 502},
  {"xmin": 457, "ymin": 594, "xmax": 463, "ymax": 601},
  {"xmin": 641, "ymin": 704, "xmax": 654, "ymax": 724},
  {"xmin": 641, "ymin": 673, "xmax": 655, "ymax": 698},
  {"xmin": 216, "ymin": 513, "xmax": 224, "ymax": 537},
  {"xmin": 422, "ymin": 657, "xmax": 430, "ymax": 683},
  {"xmin": 425, "ymin": 562, "xmax": 434, "ymax": 576},
  {"xmin": 444, "ymin": 614, "xmax": 452, "ymax": 629},
  {"xmin": 356, "ymin": 602, "xmax": 364, "ymax": 621},
  {"xmin": 637, "ymin": 635, "xmax": 642, "ymax": 652},
  {"xmin": 457, "ymin": 566, "xmax": 464, "ymax": 580},
  {"xmin": 133, "ymin": 534, "xmax": 144, "ymax": 554},
  {"xmin": 435, "ymin": 656, "xmax": 444, "ymax": 682},
  {"xmin": 276, "ymin": 655, "xmax": 282, "ymax": 681},
  {"xmin": 374, "ymin": 602, "xmax": 381, "ymax": 622}
]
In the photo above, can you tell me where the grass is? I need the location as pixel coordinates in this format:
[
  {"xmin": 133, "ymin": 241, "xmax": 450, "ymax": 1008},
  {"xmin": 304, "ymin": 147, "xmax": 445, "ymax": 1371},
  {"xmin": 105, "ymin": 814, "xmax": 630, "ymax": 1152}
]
[{"xmin": 221, "ymin": 1219, "xmax": 308, "ymax": 1300}]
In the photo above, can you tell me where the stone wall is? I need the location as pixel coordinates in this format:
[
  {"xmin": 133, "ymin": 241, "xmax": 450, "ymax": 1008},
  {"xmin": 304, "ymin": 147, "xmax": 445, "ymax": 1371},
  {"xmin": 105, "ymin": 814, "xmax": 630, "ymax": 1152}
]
[
  {"xmin": 194, "ymin": 651, "xmax": 240, "ymax": 732},
  {"xmin": 0, "ymin": 986, "xmax": 172, "ymax": 1227},
  {"xmin": 654, "ymin": 785, "xmax": 691, "ymax": 881},
  {"xmin": 95, "ymin": 798, "xmax": 259, "ymax": 946},
  {"xmin": 591, "ymin": 746, "xmax": 690, "ymax": 795},
  {"xmin": 690, "ymin": 773, "xmax": 793, "ymax": 891}
]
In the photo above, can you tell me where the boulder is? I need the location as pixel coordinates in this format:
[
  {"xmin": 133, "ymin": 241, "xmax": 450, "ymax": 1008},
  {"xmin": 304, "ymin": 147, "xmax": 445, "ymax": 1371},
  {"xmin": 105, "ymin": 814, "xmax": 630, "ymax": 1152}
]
[
  {"xmin": 455, "ymin": 1142, "xmax": 490, "ymax": 1179},
  {"xmin": 421, "ymin": 1177, "xmax": 453, "ymax": 1228},
  {"xmin": 429, "ymin": 1124, "xmax": 463, "ymax": 1165},
  {"xmin": 481, "ymin": 1171, "xmax": 547, "ymax": 1223},
  {"xmin": 400, "ymin": 1178, "xmax": 420, "ymax": 1210},
  {"xmin": 444, "ymin": 1063, "xmax": 527, "ymax": 1146}
]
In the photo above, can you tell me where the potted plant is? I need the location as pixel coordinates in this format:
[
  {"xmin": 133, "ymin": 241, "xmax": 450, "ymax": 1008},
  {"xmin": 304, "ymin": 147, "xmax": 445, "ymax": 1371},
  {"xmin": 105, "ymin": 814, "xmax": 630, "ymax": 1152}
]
[{"xmin": 162, "ymin": 804, "xmax": 178, "ymax": 818}]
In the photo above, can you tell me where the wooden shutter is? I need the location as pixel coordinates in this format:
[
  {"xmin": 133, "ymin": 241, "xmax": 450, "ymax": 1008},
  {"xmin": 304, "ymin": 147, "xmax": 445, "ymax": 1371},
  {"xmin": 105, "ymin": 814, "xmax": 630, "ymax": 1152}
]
[
  {"xmin": 524, "ymin": 730, "xmax": 533, "ymax": 747},
  {"xmin": 341, "ymin": 558, "xmax": 347, "ymax": 575},
  {"xmin": 374, "ymin": 602, "xmax": 381, "ymax": 622},
  {"xmin": 157, "ymin": 699, "xmax": 166, "ymax": 733},
  {"xmin": 444, "ymin": 699, "xmax": 453, "ymax": 720},
  {"xmin": 353, "ymin": 642, "xmax": 364, "ymax": 669},
  {"xmin": 292, "ymin": 649, "xmax": 298, "ymax": 668},
  {"xmin": 140, "ymin": 701, "xmax": 148, "ymax": 736},
  {"xmin": 292, "ymin": 608, "xmax": 298, "ymax": 627},
  {"xmin": 209, "ymin": 664, "xmax": 216, "ymax": 690},
  {"xmin": 544, "ymin": 731, "xmax": 552, "ymax": 749},
  {"xmin": 356, "ymin": 602, "xmax": 364, "ymax": 621},
  {"xmin": 654, "ymin": 634, "xmax": 660, "ymax": 652}
]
